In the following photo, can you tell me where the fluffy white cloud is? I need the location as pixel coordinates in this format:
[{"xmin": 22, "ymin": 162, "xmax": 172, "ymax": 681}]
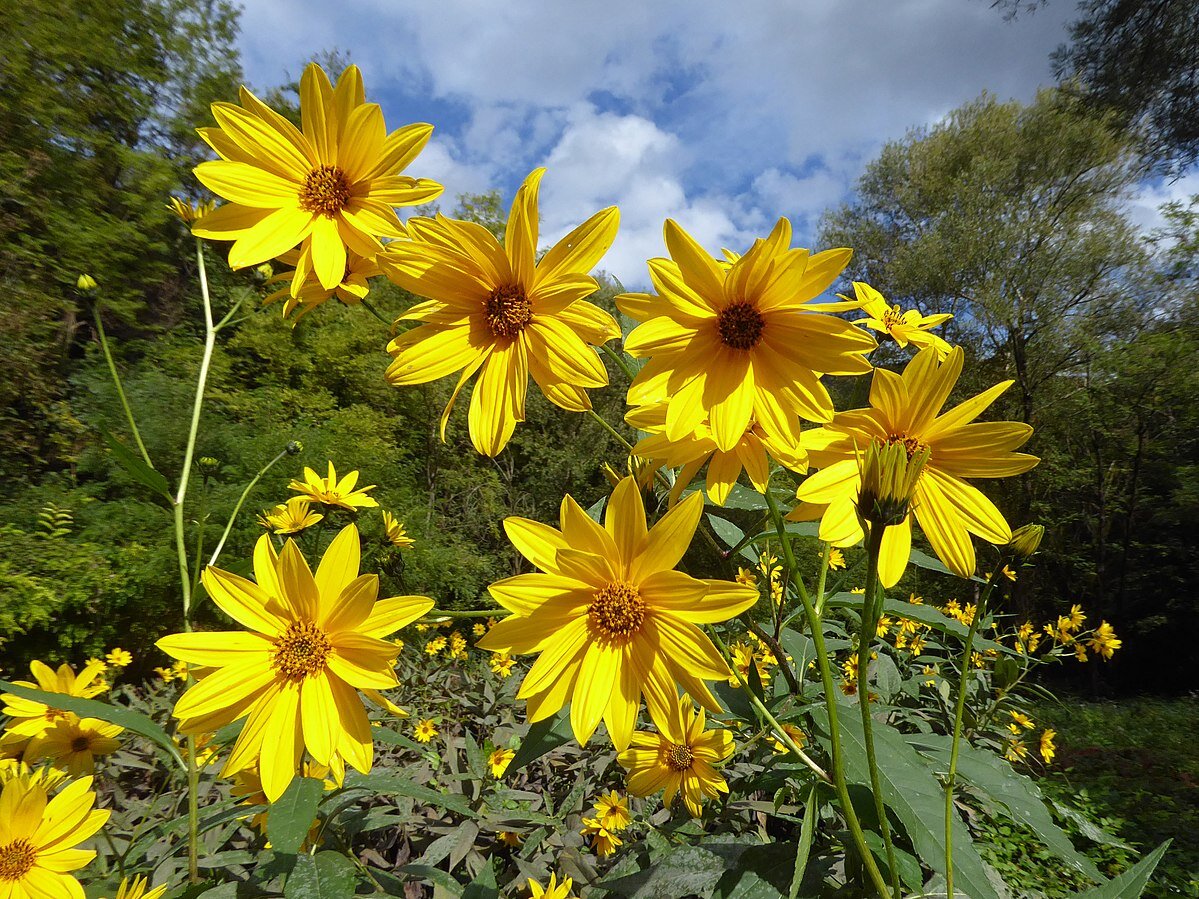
[{"xmin": 1125, "ymin": 171, "xmax": 1199, "ymax": 237}]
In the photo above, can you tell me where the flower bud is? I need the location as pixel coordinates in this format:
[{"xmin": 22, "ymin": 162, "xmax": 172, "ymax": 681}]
[
  {"xmin": 857, "ymin": 438, "xmax": 929, "ymax": 527},
  {"xmin": 1007, "ymin": 524, "xmax": 1044, "ymax": 559},
  {"xmin": 286, "ymin": 440, "xmax": 304, "ymax": 456},
  {"xmin": 76, "ymin": 274, "xmax": 97, "ymax": 291}
]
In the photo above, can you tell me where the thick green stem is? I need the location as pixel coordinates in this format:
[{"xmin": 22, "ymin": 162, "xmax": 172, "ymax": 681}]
[
  {"xmin": 815, "ymin": 542, "xmax": 832, "ymax": 617},
  {"xmin": 859, "ymin": 523, "xmax": 902, "ymax": 899},
  {"xmin": 94, "ymin": 307, "xmax": 154, "ymax": 468},
  {"xmin": 360, "ymin": 297, "xmax": 394, "ymax": 329},
  {"xmin": 206, "ymin": 447, "xmax": 290, "ymax": 568},
  {"xmin": 601, "ymin": 341, "xmax": 637, "ymax": 381},
  {"xmin": 944, "ymin": 566, "xmax": 1005, "ymax": 898},
  {"xmin": 764, "ymin": 489, "xmax": 891, "ymax": 898}
]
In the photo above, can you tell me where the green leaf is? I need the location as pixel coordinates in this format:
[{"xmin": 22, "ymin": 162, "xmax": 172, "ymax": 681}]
[
  {"xmin": 284, "ymin": 850, "xmax": 358, "ymax": 898},
  {"xmin": 344, "ymin": 770, "xmax": 476, "ymax": 818},
  {"xmin": 789, "ymin": 787, "xmax": 818, "ymax": 899},
  {"xmin": 509, "ymin": 708, "xmax": 573, "ymax": 772},
  {"xmin": 813, "ymin": 704, "xmax": 1002, "ymax": 899},
  {"xmin": 101, "ymin": 429, "xmax": 172, "ymax": 501},
  {"xmin": 706, "ymin": 514, "xmax": 758, "ymax": 564},
  {"xmin": 267, "ymin": 776, "xmax": 324, "ymax": 855},
  {"xmin": 908, "ymin": 547, "xmax": 984, "ymax": 582},
  {"xmin": 462, "ymin": 859, "xmax": 500, "ymax": 899},
  {"xmin": 873, "ymin": 653, "xmax": 901, "ymax": 702},
  {"xmin": 1064, "ymin": 841, "xmax": 1170, "ymax": 898},
  {"xmin": 1050, "ymin": 799, "xmax": 1135, "ymax": 850},
  {"xmin": 0, "ymin": 679, "xmax": 184, "ymax": 770},
  {"xmin": 907, "ymin": 733, "xmax": 1104, "ymax": 882},
  {"xmin": 601, "ymin": 844, "xmax": 728, "ymax": 898},
  {"xmin": 396, "ymin": 864, "xmax": 465, "ymax": 897}
]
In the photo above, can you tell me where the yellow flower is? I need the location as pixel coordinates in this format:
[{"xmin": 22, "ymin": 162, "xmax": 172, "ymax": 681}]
[
  {"xmin": 154, "ymin": 666, "xmax": 176, "ymax": 682},
  {"xmin": 76, "ymin": 274, "xmax": 98, "ymax": 291},
  {"xmin": 105, "ymin": 648, "xmax": 132, "ymax": 668},
  {"xmin": 447, "ymin": 631, "xmax": 468, "ymax": 660},
  {"xmin": 156, "ymin": 525, "xmax": 433, "ymax": 800},
  {"xmin": 875, "ymin": 616, "xmax": 893, "ymax": 638},
  {"xmin": 424, "ymin": 637, "xmax": 447, "ymax": 656},
  {"xmin": 907, "ymin": 635, "xmax": 926, "ymax": 655},
  {"xmin": 487, "ymin": 747, "xmax": 514, "ymax": 778},
  {"xmin": 25, "ymin": 717, "xmax": 123, "ymax": 776},
  {"xmin": 488, "ymin": 652, "xmax": 515, "ymax": 678},
  {"xmin": 381, "ymin": 167, "xmax": 620, "ymax": 457},
  {"xmin": 626, "ymin": 402, "xmax": 806, "ymax": 505},
  {"xmin": 1009, "ymin": 710, "xmax": 1034, "ymax": 731},
  {"xmin": 581, "ymin": 817, "xmax": 622, "ymax": 857},
  {"xmin": 258, "ymin": 496, "xmax": 324, "ymax": 535},
  {"xmin": 1087, "ymin": 621, "xmax": 1122, "ymax": 660},
  {"xmin": 477, "ymin": 478, "xmax": 758, "ymax": 748},
  {"xmin": 472, "ymin": 622, "xmax": 487, "ymax": 637},
  {"xmin": 1073, "ymin": 643, "xmax": 1089, "ymax": 662},
  {"xmin": 735, "ymin": 567, "xmax": 758, "ymax": 588},
  {"xmin": 288, "ymin": 462, "xmax": 378, "ymax": 510},
  {"xmin": 192, "ymin": 63, "xmax": 441, "ymax": 293},
  {"xmin": 849, "ymin": 281, "xmax": 952, "ymax": 359},
  {"xmin": 497, "ymin": 831, "xmax": 523, "ymax": 847},
  {"xmin": 0, "ymin": 761, "xmax": 67, "ymax": 793},
  {"xmin": 618, "ymin": 218, "xmax": 875, "ymax": 454},
  {"xmin": 1066, "ymin": 604, "xmax": 1087, "ymax": 630},
  {"xmin": 167, "ymin": 196, "xmax": 215, "ymax": 225},
  {"xmin": 617, "ymin": 693, "xmax": 734, "ymax": 818},
  {"xmin": 381, "ymin": 511, "xmax": 414, "ymax": 549},
  {"xmin": 1, "ymin": 661, "xmax": 107, "ymax": 742},
  {"xmin": 769, "ymin": 723, "xmax": 808, "ymax": 755},
  {"xmin": 1039, "ymin": 729, "xmax": 1057, "ymax": 765},
  {"xmin": 527, "ymin": 873, "xmax": 578, "ymax": 899},
  {"xmin": 1006, "ymin": 739, "xmax": 1030, "ymax": 762},
  {"xmin": 263, "ymin": 247, "xmax": 382, "ymax": 321},
  {"xmin": 727, "ymin": 642, "xmax": 770, "ymax": 687},
  {"xmin": 790, "ymin": 346, "xmax": 1039, "ymax": 585},
  {"xmin": 0, "ymin": 775, "xmax": 110, "ymax": 896},
  {"xmin": 108, "ymin": 875, "xmax": 169, "ymax": 899},
  {"xmin": 86, "ymin": 658, "xmax": 108, "ymax": 673},
  {"xmin": 413, "ymin": 719, "xmax": 438, "ymax": 743},
  {"xmin": 592, "ymin": 790, "xmax": 631, "ymax": 831},
  {"xmin": 827, "ymin": 548, "xmax": 846, "ymax": 570}
]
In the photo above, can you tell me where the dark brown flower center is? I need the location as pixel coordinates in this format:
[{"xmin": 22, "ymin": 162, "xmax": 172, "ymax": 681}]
[
  {"xmin": 272, "ymin": 621, "xmax": 332, "ymax": 681},
  {"xmin": 885, "ymin": 433, "xmax": 929, "ymax": 460},
  {"xmin": 667, "ymin": 743, "xmax": 694, "ymax": 771},
  {"xmin": 0, "ymin": 839, "xmax": 36, "ymax": 881},
  {"xmin": 716, "ymin": 301, "xmax": 765, "ymax": 351},
  {"xmin": 299, "ymin": 165, "xmax": 351, "ymax": 217},
  {"xmin": 589, "ymin": 582, "xmax": 646, "ymax": 640},
  {"xmin": 71, "ymin": 735, "xmax": 91, "ymax": 752},
  {"xmin": 484, "ymin": 285, "xmax": 533, "ymax": 339},
  {"xmin": 882, "ymin": 305, "xmax": 903, "ymax": 331}
]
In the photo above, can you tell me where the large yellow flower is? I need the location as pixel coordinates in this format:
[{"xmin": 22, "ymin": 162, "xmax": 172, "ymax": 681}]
[
  {"xmin": 380, "ymin": 168, "xmax": 620, "ymax": 457},
  {"xmin": 288, "ymin": 462, "xmax": 378, "ymax": 511},
  {"xmin": 788, "ymin": 346, "xmax": 1038, "ymax": 585},
  {"xmin": 192, "ymin": 63, "xmax": 441, "ymax": 294},
  {"xmin": 616, "ymin": 693, "xmax": 734, "ymax": 818},
  {"xmin": 618, "ymin": 218, "xmax": 876, "ymax": 452},
  {"xmin": 1, "ymin": 661, "xmax": 107, "ymax": 741},
  {"xmin": 476, "ymin": 477, "xmax": 758, "ymax": 749},
  {"xmin": 157, "ymin": 525, "xmax": 433, "ymax": 800},
  {"xmin": 849, "ymin": 281, "xmax": 953, "ymax": 359},
  {"xmin": 0, "ymin": 775, "xmax": 110, "ymax": 899},
  {"xmin": 25, "ymin": 718, "xmax": 123, "ymax": 776}
]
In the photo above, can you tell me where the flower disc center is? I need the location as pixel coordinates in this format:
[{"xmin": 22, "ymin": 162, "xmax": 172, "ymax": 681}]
[
  {"xmin": 0, "ymin": 839, "xmax": 36, "ymax": 881},
  {"xmin": 299, "ymin": 165, "xmax": 351, "ymax": 217},
  {"xmin": 589, "ymin": 582, "xmax": 646, "ymax": 640},
  {"xmin": 882, "ymin": 305, "xmax": 904, "ymax": 331},
  {"xmin": 667, "ymin": 743, "xmax": 694, "ymax": 771},
  {"xmin": 71, "ymin": 735, "xmax": 91, "ymax": 753},
  {"xmin": 484, "ymin": 285, "xmax": 533, "ymax": 339},
  {"xmin": 272, "ymin": 621, "xmax": 333, "ymax": 681},
  {"xmin": 716, "ymin": 301, "xmax": 765, "ymax": 350},
  {"xmin": 885, "ymin": 433, "xmax": 929, "ymax": 460}
]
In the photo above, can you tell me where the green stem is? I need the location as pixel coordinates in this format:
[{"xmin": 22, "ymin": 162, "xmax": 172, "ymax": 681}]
[
  {"xmin": 93, "ymin": 306, "xmax": 154, "ymax": 468},
  {"xmin": 763, "ymin": 488, "xmax": 890, "ymax": 898},
  {"xmin": 601, "ymin": 341, "xmax": 637, "ymax": 381},
  {"xmin": 587, "ymin": 407, "xmax": 635, "ymax": 452},
  {"xmin": 742, "ymin": 616, "xmax": 800, "ymax": 695},
  {"xmin": 424, "ymin": 608, "xmax": 499, "ymax": 619},
  {"xmin": 815, "ymin": 542, "xmax": 832, "ymax": 618},
  {"xmin": 859, "ymin": 523, "xmax": 902, "ymax": 899},
  {"xmin": 206, "ymin": 447, "xmax": 290, "ymax": 568},
  {"xmin": 944, "ymin": 566, "xmax": 1006, "ymax": 899},
  {"xmin": 360, "ymin": 297, "xmax": 393, "ymax": 329}
]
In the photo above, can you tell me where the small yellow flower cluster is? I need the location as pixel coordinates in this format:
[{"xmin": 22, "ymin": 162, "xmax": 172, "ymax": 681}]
[
  {"xmin": 1010, "ymin": 608, "xmax": 1119, "ymax": 662},
  {"xmin": 489, "ymin": 652, "xmax": 516, "ymax": 678},
  {"xmin": 581, "ymin": 791, "xmax": 632, "ymax": 857},
  {"xmin": 154, "ymin": 660, "xmax": 191, "ymax": 683}
]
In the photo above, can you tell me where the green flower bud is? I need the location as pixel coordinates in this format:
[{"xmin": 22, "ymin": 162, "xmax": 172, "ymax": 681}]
[{"xmin": 1008, "ymin": 524, "xmax": 1044, "ymax": 559}]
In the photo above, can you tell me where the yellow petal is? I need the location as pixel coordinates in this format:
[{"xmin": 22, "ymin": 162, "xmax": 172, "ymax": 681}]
[
  {"xmin": 276, "ymin": 540, "xmax": 320, "ymax": 621},
  {"xmin": 359, "ymin": 595, "xmax": 435, "ymax": 637},
  {"xmin": 227, "ymin": 206, "xmax": 315, "ymax": 270},
  {"xmin": 315, "ymin": 525, "xmax": 361, "ymax": 605},
  {"xmin": 200, "ymin": 567, "xmax": 284, "ymax": 637},
  {"xmin": 913, "ymin": 477, "xmax": 975, "ymax": 579},
  {"xmin": 259, "ymin": 683, "xmax": 303, "ymax": 801},
  {"xmin": 570, "ymin": 641, "xmax": 620, "ymax": 745},
  {"xmin": 505, "ymin": 168, "xmax": 544, "ymax": 289},
  {"xmin": 468, "ymin": 340, "xmax": 527, "ymax": 457},
  {"xmin": 605, "ymin": 477, "xmax": 647, "ymax": 573},
  {"xmin": 536, "ymin": 206, "xmax": 620, "ymax": 286},
  {"xmin": 631, "ymin": 491, "xmax": 702, "ymax": 581},
  {"xmin": 877, "ymin": 516, "xmax": 912, "ymax": 588},
  {"xmin": 300, "ymin": 671, "xmax": 339, "ymax": 766},
  {"xmin": 194, "ymin": 160, "xmax": 298, "ymax": 208}
]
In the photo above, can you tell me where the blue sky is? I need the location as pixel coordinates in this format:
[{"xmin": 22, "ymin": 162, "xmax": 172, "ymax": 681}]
[{"xmin": 236, "ymin": 0, "xmax": 1198, "ymax": 286}]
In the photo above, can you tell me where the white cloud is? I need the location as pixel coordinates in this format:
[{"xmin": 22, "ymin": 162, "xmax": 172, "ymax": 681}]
[{"xmin": 1126, "ymin": 171, "xmax": 1199, "ymax": 236}]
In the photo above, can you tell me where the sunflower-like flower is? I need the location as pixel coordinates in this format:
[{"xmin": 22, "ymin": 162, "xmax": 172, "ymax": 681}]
[
  {"xmin": 788, "ymin": 346, "xmax": 1038, "ymax": 585},
  {"xmin": 1, "ymin": 661, "xmax": 107, "ymax": 742},
  {"xmin": 616, "ymin": 693, "xmax": 733, "ymax": 817},
  {"xmin": 264, "ymin": 248, "xmax": 383, "ymax": 321},
  {"xmin": 25, "ymin": 718, "xmax": 123, "ymax": 776},
  {"xmin": 0, "ymin": 775, "xmax": 110, "ymax": 898},
  {"xmin": 192, "ymin": 63, "xmax": 441, "ymax": 294},
  {"xmin": 527, "ymin": 874, "xmax": 578, "ymax": 899},
  {"xmin": 618, "ymin": 218, "xmax": 876, "ymax": 453},
  {"xmin": 581, "ymin": 817, "xmax": 622, "ymax": 856},
  {"xmin": 591, "ymin": 790, "xmax": 631, "ymax": 831},
  {"xmin": 626, "ymin": 402, "xmax": 806, "ymax": 506},
  {"xmin": 476, "ymin": 477, "xmax": 758, "ymax": 749},
  {"xmin": 288, "ymin": 462, "xmax": 378, "ymax": 510},
  {"xmin": 156, "ymin": 525, "xmax": 433, "ymax": 800},
  {"xmin": 487, "ymin": 747, "xmax": 514, "ymax": 778},
  {"xmin": 380, "ymin": 168, "xmax": 620, "ymax": 457},
  {"xmin": 849, "ymin": 281, "xmax": 952, "ymax": 359},
  {"xmin": 107, "ymin": 875, "xmax": 168, "ymax": 899},
  {"xmin": 381, "ymin": 511, "xmax": 414, "ymax": 549},
  {"xmin": 258, "ymin": 496, "xmax": 324, "ymax": 535}
]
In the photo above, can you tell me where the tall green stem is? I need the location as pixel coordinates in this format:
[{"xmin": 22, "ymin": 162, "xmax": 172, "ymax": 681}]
[
  {"xmin": 944, "ymin": 567, "xmax": 1005, "ymax": 898},
  {"xmin": 93, "ymin": 307, "xmax": 154, "ymax": 468},
  {"xmin": 859, "ymin": 524, "xmax": 901, "ymax": 899},
  {"xmin": 764, "ymin": 489, "xmax": 890, "ymax": 898},
  {"xmin": 206, "ymin": 446, "xmax": 289, "ymax": 568}
]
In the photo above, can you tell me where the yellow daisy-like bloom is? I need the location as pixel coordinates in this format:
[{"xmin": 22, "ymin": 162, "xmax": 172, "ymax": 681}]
[
  {"xmin": 581, "ymin": 817, "xmax": 622, "ymax": 857},
  {"xmin": 0, "ymin": 763, "xmax": 67, "ymax": 793},
  {"xmin": 1087, "ymin": 621, "xmax": 1121, "ymax": 660},
  {"xmin": 156, "ymin": 525, "xmax": 433, "ymax": 801},
  {"xmin": 192, "ymin": 63, "xmax": 441, "ymax": 294},
  {"xmin": 1, "ymin": 662, "xmax": 107, "ymax": 742},
  {"xmin": 849, "ymin": 281, "xmax": 952, "ymax": 360},
  {"xmin": 489, "ymin": 652, "xmax": 515, "ymax": 678},
  {"xmin": 104, "ymin": 649, "xmax": 132, "ymax": 668},
  {"xmin": 616, "ymin": 693, "xmax": 734, "ymax": 818},
  {"xmin": 727, "ymin": 641, "xmax": 771, "ymax": 688},
  {"xmin": 424, "ymin": 637, "xmax": 447, "ymax": 656},
  {"xmin": 476, "ymin": 477, "xmax": 759, "ymax": 749},
  {"xmin": 592, "ymin": 790, "xmax": 631, "ymax": 831},
  {"xmin": 25, "ymin": 718, "xmax": 123, "ymax": 776},
  {"xmin": 381, "ymin": 511, "xmax": 414, "ymax": 549},
  {"xmin": 527, "ymin": 873, "xmax": 578, "ymax": 899},
  {"xmin": 487, "ymin": 748, "xmax": 514, "ymax": 778},
  {"xmin": 1009, "ymin": 710, "xmax": 1035, "ymax": 731},
  {"xmin": 618, "ymin": 217, "xmax": 876, "ymax": 453},
  {"xmin": 380, "ymin": 167, "xmax": 620, "ymax": 457},
  {"xmin": 264, "ymin": 248, "xmax": 383, "ymax": 321},
  {"xmin": 769, "ymin": 723, "xmax": 808, "ymax": 755},
  {"xmin": 0, "ymin": 775, "xmax": 110, "ymax": 899},
  {"xmin": 827, "ymin": 548, "xmax": 846, "ymax": 570},
  {"xmin": 1039, "ymin": 729, "xmax": 1057, "ymax": 765},
  {"xmin": 167, "ymin": 196, "xmax": 215, "ymax": 225},
  {"xmin": 108, "ymin": 875, "xmax": 168, "ymax": 899},
  {"xmin": 85, "ymin": 658, "xmax": 107, "ymax": 673},
  {"xmin": 413, "ymin": 720, "xmax": 438, "ymax": 744},
  {"xmin": 1005, "ymin": 739, "xmax": 1030, "ymax": 763},
  {"xmin": 788, "ymin": 346, "xmax": 1039, "ymax": 586},
  {"xmin": 258, "ymin": 496, "xmax": 324, "ymax": 535},
  {"xmin": 497, "ymin": 831, "xmax": 523, "ymax": 848},
  {"xmin": 288, "ymin": 462, "xmax": 378, "ymax": 511},
  {"xmin": 626, "ymin": 402, "xmax": 806, "ymax": 506},
  {"xmin": 1066, "ymin": 604, "xmax": 1087, "ymax": 630}
]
